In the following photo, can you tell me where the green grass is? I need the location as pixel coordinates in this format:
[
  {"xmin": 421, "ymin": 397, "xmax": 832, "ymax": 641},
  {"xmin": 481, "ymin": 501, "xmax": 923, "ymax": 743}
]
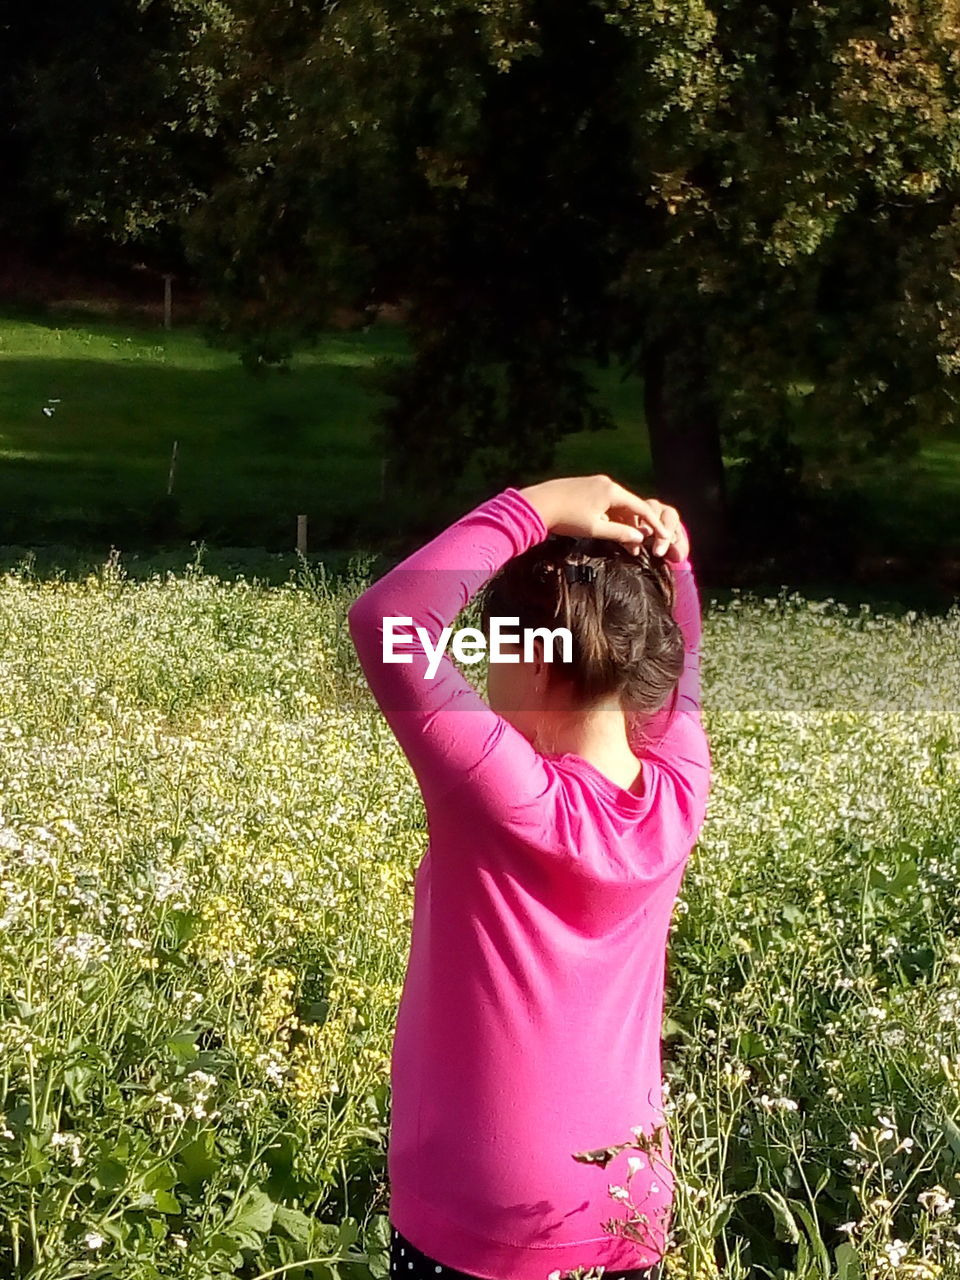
[
  {"xmin": 1, "ymin": 304, "xmax": 959, "ymax": 569},
  {"xmin": 0, "ymin": 309, "xmax": 412, "ymax": 549},
  {"xmin": 0, "ymin": 307, "xmax": 656, "ymax": 553}
]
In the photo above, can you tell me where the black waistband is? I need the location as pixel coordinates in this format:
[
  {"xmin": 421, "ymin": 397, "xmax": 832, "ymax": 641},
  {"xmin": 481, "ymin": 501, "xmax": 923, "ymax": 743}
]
[{"xmin": 390, "ymin": 1223, "xmax": 664, "ymax": 1280}]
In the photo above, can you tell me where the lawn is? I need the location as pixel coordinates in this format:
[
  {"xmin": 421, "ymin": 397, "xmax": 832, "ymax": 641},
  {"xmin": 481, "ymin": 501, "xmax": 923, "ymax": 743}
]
[
  {"xmin": 1, "ymin": 305, "xmax": 958, "ymax": 600},
  {"xmin": 0, "ymin": 307, "xmax": 656, "ymax": 554}
]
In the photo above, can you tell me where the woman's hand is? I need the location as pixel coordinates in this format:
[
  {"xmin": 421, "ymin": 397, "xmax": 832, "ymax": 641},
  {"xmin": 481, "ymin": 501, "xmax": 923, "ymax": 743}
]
[{"xmin": 517, "ymin": 475, "xmax": 688, "ymax": 562}]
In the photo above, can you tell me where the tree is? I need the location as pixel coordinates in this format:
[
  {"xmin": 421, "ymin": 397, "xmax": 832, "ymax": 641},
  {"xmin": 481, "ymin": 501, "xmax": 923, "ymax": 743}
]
[
  {"xmin": 185, "ymin": 0, "xmax": 741, "ymax": 566},
  {"xmin": 0, "ymin": 0, "xmax": 234, "ymax": 268},
  {"xmin": 24, "ymin": 0, "xmax": 958, "ymax": 576}
]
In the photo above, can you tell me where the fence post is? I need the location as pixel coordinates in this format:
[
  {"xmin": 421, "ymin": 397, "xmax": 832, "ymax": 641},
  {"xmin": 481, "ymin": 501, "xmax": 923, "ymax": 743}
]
[
  {"xmin": 167, "ymin": 441, "xmax": 178, "ymax": 496},
  {"xmin": 163, "ymin": 274, "xmax": 173, "ymax": 330}
]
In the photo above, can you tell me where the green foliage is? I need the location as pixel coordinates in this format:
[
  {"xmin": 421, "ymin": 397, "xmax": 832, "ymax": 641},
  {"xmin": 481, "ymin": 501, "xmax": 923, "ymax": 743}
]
[
  {"xmin": 7, "ymin": 0, "xmax": 960, "ymax": 549},
  {"xmin": 159, "ymin": 0, "xmax": 960, "ymax": 543},
  {"xmin": 0, "ymin": 309, "xmax": 662, "ymax": 553},
  {"xmin": 0, "ymin": 0, "xmax": 237, "ymax": 258}
]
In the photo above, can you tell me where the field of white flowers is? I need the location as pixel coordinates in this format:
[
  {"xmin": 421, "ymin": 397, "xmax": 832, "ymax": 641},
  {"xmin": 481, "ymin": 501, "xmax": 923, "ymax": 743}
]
[{"xmin": 0, "ymin": 551, "xmax": 958, "ymax": 1280}]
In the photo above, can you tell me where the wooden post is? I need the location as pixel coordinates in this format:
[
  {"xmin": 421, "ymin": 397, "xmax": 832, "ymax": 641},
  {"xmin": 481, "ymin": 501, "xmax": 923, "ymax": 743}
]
[
  {"xmin": 380, "ymin": 456, "xmax": 388, "ymax": 499},
  {"xmin": 163, "ymin": 274, "xmax": 173, "ymax": 330},
  {"xmin": 297, "ymin": 515, "xmax": 308, "ymax": 555},
  {"xmin": 167, "ymin": 440, "xmax": 178, "ymax": 496}
]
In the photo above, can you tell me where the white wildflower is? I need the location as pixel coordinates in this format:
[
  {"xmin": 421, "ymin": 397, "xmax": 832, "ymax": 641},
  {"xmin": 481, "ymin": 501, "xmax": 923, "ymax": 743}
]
[
  {"xmin": 884, "ymin": 1240, "xmax": 908, "ymax": 1267},
  {"xmin": 918, "ymin": 1186, "xmax": 955, "ymax": 1216}
]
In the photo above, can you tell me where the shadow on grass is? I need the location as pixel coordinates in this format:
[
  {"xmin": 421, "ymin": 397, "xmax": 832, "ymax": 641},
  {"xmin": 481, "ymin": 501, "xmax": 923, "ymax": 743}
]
[
  {"xmin": 0, "ymin": 353, "xmax": 403, "ymax": 550},
  {"xmin": 0, "ymin": 542, "xmax": 370, "ymax": 589},
  {"xmin": 2, "ymin": 305, "xmax": 960, "ymax": 607}
]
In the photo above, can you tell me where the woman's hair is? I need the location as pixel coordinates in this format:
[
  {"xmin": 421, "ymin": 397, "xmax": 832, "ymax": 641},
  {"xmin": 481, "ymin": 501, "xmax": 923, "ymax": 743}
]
[{"xmin": 479, "ymin": 534, "xmax": 684, "ymax": 725}]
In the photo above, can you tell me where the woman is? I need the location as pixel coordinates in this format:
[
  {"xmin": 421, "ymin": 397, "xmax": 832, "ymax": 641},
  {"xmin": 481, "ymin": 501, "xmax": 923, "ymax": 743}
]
[{"xmin": 347, "ymin": 474, "xmax": 711, "ymax": 1280}]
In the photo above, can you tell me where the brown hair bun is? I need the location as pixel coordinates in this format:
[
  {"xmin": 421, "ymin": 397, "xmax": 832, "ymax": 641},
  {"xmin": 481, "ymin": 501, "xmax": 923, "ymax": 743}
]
[{"xmin": 479, "ymin": 533, "xmax": 684, "ymax": 719}]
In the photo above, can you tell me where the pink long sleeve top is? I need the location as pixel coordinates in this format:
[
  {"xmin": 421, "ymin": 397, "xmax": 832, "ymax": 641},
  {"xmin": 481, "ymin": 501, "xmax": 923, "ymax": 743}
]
[{"xmin": 347, "ymin": 487, "xmax": 711, "ymax": 1280}]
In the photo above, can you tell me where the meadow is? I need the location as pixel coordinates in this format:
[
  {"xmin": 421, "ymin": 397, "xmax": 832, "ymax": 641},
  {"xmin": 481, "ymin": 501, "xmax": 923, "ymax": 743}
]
[
  {"xmin": 0, "ymin": 551, "xmax": 959, "ymax": 1280},
  {"xmin": 0, "ymin": 307, "xmax": 662, "ymax": 555},
  {"xmin": 1, "ymin": 305, "xmax": 960, "ymax": 570}
]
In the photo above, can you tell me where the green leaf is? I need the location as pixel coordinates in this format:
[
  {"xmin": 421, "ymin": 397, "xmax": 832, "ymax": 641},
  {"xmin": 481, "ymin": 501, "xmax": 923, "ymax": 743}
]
[
  {"xmin": 835, "ymin": 1241, "xmax": 863, "ymax": 1280},
  {"xmin": 889, "ymin": 858, "xmax": 919, "ymax": 894},
  {"xmin": 230, "ymin": 1226, "xmax": 264, "ymax": 1252},
  {"xmin": 793, "ymin": 1201, "xmax": 831, "ymax": 1275},
  {"xmin": 337, "ymin": 1216, "xmax": 359, "ymax": 1250},
  {"xmin": 736, "ymin": 1030, "xmax": 767, "ymax": 1060},
  {"xmin": 797, "ymin": 1232, "xmax": 810, "ymax": 1275},
  {"xmin": 164, "ymin": 909, "xmax": 200, "ymax": 948},
  {"xmin": 708, "ymin": 1196, "xmax": 735, "ymax": 1237},
  {"xmin": 98, "ymin": 1219, "xmax": 129, "ymax": 1246},
  {"xmin": 93, "ymin": 1157, "xmax": 127, "ymax": 1193},
  {"xmin": 755, "ymin": 1189, "xmax": 800, "ymax": 1244},
  {"xmin": 365, "ymin": 1213, "xmax": 391, "ymax": 1255},
  {"xmin": 943, "ymin": 1115, "xmax": 960, "ymax": 1161},
  {"xmin": 204, "ymin": 1232, "xmax": 244, "ymax": 1266},
  {"xmin": 264, "ymin": 1133, "xmax": 296, "ymax": 1175},
  {"xmin": 4, "ymin": 1103, "xmax": 30, "ymax": 1136},
  {"xmin": 348, "ymin": 1125, "xmax": 385, "ymax": 1143},
  {"xmin": 143, "ymin": 1162, "xmax": 178, "ymax": 1192},
  {"xmin": 899, "ymin": 947, "xmax": 936, "ymax": 983},
  {"xmin": 177, "ymin": 1130, "xmax": 220, "ymax": 1191},
  {"xmin": 154, "ymin": 1188, "xmax": 182, "ymax": 1214},
  {"xmin": 165, "ymin": 1029, "xmax": 200, "ymax": 1063},
  {"xmin": 18, "ymin": 1136, "xmax": 50, "ymax": 1185},
  {"xmin": 63, "ymin": 1041, "xmax": 111, "ymax": 1105},
  {"xmin": 274, "ymin": 1205, "xmax": 312, "ymax": 1245},
  {"xmin": 233, "ymin": 1188, "xmax": 276, "ymax": 1235}
]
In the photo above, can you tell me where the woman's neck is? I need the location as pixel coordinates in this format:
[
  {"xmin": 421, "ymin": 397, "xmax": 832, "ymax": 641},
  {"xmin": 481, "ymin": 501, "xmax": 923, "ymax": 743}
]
[{"xmin": 534, "ymin": 700, "xmax": 639, "ymax": 781}]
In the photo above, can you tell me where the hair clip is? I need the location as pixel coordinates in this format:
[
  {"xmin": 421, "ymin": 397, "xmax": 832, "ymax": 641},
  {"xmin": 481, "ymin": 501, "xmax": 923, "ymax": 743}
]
[{"xmin": 562, "ymin": 562, "xmax": 597, "ymax": 584}]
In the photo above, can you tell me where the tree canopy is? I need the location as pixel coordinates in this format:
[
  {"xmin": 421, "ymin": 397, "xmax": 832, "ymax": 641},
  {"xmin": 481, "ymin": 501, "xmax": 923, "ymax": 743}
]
[{"xmin": 5, "ymin": 0, "xmax": 960, "ymax": 571}]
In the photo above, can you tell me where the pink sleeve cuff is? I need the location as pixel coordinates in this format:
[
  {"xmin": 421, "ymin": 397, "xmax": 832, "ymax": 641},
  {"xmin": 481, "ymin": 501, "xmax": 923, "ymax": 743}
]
[{"xmin": 501, "ymin": 487, "xmax": 548, "ymax": 540}]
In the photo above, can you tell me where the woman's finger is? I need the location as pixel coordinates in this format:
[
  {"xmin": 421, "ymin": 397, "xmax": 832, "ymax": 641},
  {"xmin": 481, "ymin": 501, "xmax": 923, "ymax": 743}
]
[
  {"xmin": 628, "ymin": 497, "xmax": 680, "ymax": 553},
  {"xmin": 601, "ymin": 506, "xmax": 670, "ymax": 544},
  {"xmin": 616, "ymin": 495, "xmax": 683, "ymax": 557},
  {"xmin": 605, "ymin": 482, "xmax": 673, "ymax": 537},
  {"xmin": 652, "ymin": 506, "xmax": 682, "ymax": 555},
  {"xmin": 603, "ymin": 520, "xmax": 650, "ymax": 554},
  {"xmin": 606, "ymin": 510, "xmax": 671, "ymax": 554}
]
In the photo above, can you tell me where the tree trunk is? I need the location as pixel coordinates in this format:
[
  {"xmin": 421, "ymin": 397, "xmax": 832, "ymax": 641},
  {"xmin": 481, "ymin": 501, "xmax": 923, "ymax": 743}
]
[{"xmin": 643, "ymin": 332, "xmax": 729, "ymax": 583}]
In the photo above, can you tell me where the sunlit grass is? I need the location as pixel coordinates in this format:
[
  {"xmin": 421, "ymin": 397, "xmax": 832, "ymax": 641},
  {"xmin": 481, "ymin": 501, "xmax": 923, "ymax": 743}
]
[{"xmin": 3, "ymin": 308, "xmax": 960, "ymax": 561}]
